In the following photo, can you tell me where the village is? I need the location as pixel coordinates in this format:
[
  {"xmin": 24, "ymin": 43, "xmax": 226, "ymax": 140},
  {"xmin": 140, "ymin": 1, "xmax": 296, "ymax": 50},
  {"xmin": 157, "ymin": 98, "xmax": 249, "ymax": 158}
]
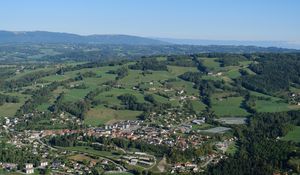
[{"xmin": 0, "ymin": 109, "xmax": 237, "ymax": 174}]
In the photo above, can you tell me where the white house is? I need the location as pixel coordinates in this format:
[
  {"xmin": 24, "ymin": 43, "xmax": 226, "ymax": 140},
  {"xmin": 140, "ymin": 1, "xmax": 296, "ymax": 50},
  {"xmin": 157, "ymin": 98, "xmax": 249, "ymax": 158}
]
[
  {"xmin": 25, "ymin": 163, "xmax": 33, "ymax": 169},
  {"xmin": 25, "ymin": 168, "xmax": 34, "ymax": 174},
  {"xmin": 40, "ymin": 161, "xmax": 48, "ymax": 167}
]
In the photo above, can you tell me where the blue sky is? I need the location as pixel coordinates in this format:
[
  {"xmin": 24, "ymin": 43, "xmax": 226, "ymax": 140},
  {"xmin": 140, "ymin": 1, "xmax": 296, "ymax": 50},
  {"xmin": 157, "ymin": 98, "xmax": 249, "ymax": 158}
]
[{"xmin": 1, "ymin": 0, "xmax": 300, "ymax": 42}]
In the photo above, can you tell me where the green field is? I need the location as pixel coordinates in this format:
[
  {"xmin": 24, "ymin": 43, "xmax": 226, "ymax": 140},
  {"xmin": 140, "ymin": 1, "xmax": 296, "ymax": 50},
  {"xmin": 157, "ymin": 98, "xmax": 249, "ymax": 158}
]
[
  {"xmin": 86, "ymin": 105, "xmax": 142, "ymax": 126},
  {"xmin": 282, "ymin": 126, "xmax": 300, "ymax": 142},
  {"xmin": 95, "ymin": 88, "xmax": 146, "ymax": 105},
  {"xmin": 62, "ymin": 146, "xmax": 122, "ymax": 158},
  {"xmin": 167, "ymin": 65, "xmax": 198, "ymax": 76},
  {"xmin": 199, "ymin": 58, "xmax": 221, "ymax": 71},
  {"xmin": 63, "ymin": 88, "xmax": 92, "ymax": 102},
  {"xmin": 254, "ymin": 100, "xmax": 290, "ymax": 112},
  {"xmin": 165, "ymin": 79, "xmax": 199, "ymax": 96},
  {"xmin": 249, "ymin": 91, "xmax": 292, "ymax": 112},
  {"xmin": 119, "ymin": 69, "xmax": 173, "ymax": 87},
  {"xmin": 225, "ymin": 69, "xmax": 241, "ymax": 79},
  {"xmin": 191, "ymin": 100, "xmax": 206, "ymax": 112},
  {"xmin": 0, "ymin": 169, "xmax": 23, "ymax": 175},
  {"xmin": 0, "ymin": 93, "xmax": 29, "ymax": 118},
  {"xmin": 211, "ymin": 96, "xmax": 249, "ymax": 116},
  {"xmin": 192, "ymin": 123, "xmax": 212, "ymax": 131}
]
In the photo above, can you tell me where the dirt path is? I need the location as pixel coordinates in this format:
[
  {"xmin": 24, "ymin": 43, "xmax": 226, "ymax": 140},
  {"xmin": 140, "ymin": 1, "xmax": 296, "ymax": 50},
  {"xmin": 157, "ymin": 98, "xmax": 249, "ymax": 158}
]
[{"xmin": 157, "ymin": 156, "xmax": 168, "ymax": 172}]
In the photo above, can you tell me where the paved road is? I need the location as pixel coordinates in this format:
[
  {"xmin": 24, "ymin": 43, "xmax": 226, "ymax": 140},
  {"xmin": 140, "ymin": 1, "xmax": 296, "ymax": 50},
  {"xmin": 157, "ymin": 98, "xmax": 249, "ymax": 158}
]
[{"xmin": 37, "ymin": 137, "xmax": 57, "ymax": 150}]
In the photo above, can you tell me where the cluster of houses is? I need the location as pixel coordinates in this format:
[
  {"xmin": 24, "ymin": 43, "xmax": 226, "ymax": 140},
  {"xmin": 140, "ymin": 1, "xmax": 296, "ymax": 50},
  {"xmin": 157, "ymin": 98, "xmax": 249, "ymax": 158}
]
[
  {"xmin": 215, "ymin": 137, "xmax": 237, "ymax": 153},
  {"xmin": 171, "ymin": 162, "xmax": 200, "ymax": 173},
  {"xmin": 0, "ymin": 162, "xmax": 48, "ymax": 174},
  {"xmin": 0, "ymin": 98, "xmax": 236, "ymax": 175},
  {"xmin": 89, "ymin": 119, "xmax": 214, "ymax": 151},
  {"xmin": 66, "ymin": 161, "xmax": 94, "ymax": 174},
  {"xmin": 2, "ymin": 111, "xmax": 83, "ymax": 135},
  {"xmin": 2, "ymin": 117, "xmax": 18, "ymax": 131}
]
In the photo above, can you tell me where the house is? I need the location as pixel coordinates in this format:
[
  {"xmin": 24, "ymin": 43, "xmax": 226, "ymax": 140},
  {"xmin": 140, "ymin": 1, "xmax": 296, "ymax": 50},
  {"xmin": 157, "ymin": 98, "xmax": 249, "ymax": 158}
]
[
  {"xmin": 40, "ymin": 161, "xmax": 48, "ymax": 167},
  {"xmin": 25, "ymin": 168, "xmax": 34, "ymax": 174},
  {"xmin": 24, "ymin": 163, "xmax": 34, "ymax": 174},
  {"xmin": 178, "ymin": 90, "xmax": 184, "ymax": 95},
  {"xmin": 216, "ymin": 72, "xmax": 222, "ymax": 76},
  {"xmin": 25, "ymin": 163, "xmax": 33, "ymax": 169},
  {"xmin": 2, "ymin": 163, "xmax": 17, "ymax": 170}
]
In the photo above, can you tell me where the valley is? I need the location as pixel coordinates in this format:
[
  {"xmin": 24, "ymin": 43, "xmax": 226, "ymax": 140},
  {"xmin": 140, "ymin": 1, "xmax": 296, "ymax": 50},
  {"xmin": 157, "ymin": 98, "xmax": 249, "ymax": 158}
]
[{"xmin": 0, "ymin": 49, "xmax": 300, "ymax": 174}]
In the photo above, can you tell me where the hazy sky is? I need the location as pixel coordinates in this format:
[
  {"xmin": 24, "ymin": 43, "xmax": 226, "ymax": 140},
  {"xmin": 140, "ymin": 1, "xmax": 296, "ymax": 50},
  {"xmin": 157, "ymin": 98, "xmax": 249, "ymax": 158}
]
[{"xmin": 1, "ymin": 0, "xmax": 300, "ymax": 42}]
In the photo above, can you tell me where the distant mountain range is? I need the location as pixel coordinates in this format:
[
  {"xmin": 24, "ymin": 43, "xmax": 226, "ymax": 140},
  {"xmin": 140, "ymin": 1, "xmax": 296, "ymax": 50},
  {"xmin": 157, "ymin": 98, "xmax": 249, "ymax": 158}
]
[
  {"xmin": 0, "ymin": 31, "xmax": 169, "ymax": 45},
  {"xmin": 0, "ymin": 30, "xmax": 299, "ymax": 50}
]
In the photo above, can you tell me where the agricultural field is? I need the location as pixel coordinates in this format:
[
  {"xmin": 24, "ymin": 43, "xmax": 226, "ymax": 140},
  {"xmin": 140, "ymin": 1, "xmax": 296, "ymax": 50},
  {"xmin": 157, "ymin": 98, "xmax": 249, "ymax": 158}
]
[
  {"xmin": 199, "ymin": 58, "xmax": 221, "ymax": 72},
  {"xmin": 249, "ymin": 91, "xmax": 298, "ymax": 112},
  {"xmin": 167, "ymin": 65, "xmax": 198, "ymax": 76},
  {"xmin": 0, "ymin": 93, "xmax": 29, "ymax": 118},
  {"xmin": 85, "ymin": 105, "xmax": 142, "ymax": 126},
  {"xmin": 282, "ymin": 126, "xmax": 300, "ymax": 143},
  {"xmin": 63, "ymin": 146, "xmax": 122, "ymax": 157},
  {"xmin": 0, "ymin": 55, "xmax": 298, "ymax": 125},
  {"xmin": 211, "ymin": 95, "xmax": 249, "ymax": 116}
]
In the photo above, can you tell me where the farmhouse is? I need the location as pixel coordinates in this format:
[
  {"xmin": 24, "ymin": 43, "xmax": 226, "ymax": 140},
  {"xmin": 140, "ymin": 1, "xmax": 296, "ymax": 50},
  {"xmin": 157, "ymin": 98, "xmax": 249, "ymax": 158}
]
[{"xmin": 24, "ymin": 163, "xmax": 34, "ymax": 174}]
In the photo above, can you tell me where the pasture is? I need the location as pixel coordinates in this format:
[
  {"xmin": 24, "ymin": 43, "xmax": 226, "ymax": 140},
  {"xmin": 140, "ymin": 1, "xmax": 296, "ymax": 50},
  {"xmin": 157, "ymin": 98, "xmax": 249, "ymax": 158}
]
[
  {"xmin": 85, "ymin": 105, "xmax": 142, "ymax": 126},
  {"xmin": 211, "ymin": 96, "xmax": 249, "ymax": 116},
  {"xmin": 0, "ymin": 93, "xmax": 29, "ymax": 118},
  {"xmin": 282, "ymin": 126, "xmax": 300, "ymax": 143}
]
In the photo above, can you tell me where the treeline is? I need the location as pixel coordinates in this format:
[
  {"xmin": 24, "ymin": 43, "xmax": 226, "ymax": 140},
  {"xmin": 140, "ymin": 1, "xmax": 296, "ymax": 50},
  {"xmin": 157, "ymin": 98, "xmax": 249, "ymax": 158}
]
[
  {"xmin": 129, "ymin": 58, "xmax": 167, "ymax": 71},
  {"xmin": 73, "ymin": 71, "xmax": 98, "ymax": 81},
  {"xmin": 207, "ymin": 111, "xmax": 300, "ymax": 174},
  {"xmin": 0, "ymin": 93, "xmax": 19, "ymax": 105},
  {"xmin": 117, "ymin": 93, "xmax": 171, "ymax": 114},
  {"xmin": 42, "ymin": 50, "xmax": 106, "ymax": 62},
  {"xmin": 179, "ymin": 72, "xmax": 227, "ymax": 108},
  {"xmin": 217, "ymin": 54, "xmax": 249, "ymax": 67},
  {"xmin": 192, "ymin": 56, "xmax": 209, "ymax": 73},
  {"xmin": 50, "ymin": 87, "xmax": 110, "ymax": 120},
  {"xmin": 108, "ymin": 66, "xmax": 129, "ymax": 80},
  {"xmin": 166, "ymin": 55, "xmax": 197, "ymax": 67},
  {"xmin": 179, "ymin": 72, "xmax": 205, "ymax": 84},
  {"xmin": 241, "ymin": 93, "xmax": 274, "ymax": 114}
]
